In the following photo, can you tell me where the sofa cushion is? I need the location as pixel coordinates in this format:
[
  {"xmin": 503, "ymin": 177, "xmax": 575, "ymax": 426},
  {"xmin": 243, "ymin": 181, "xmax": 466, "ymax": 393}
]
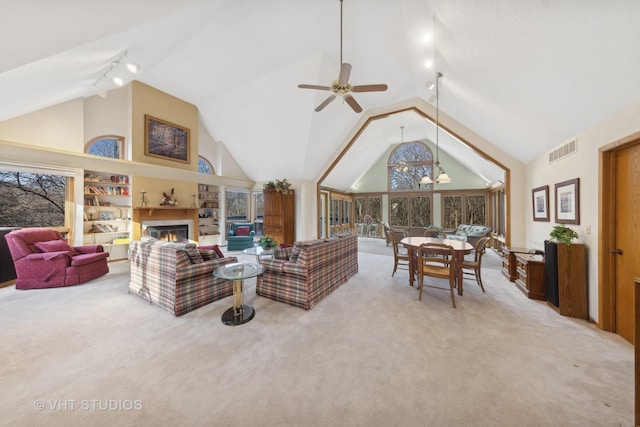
[
  {"xmin": 184, "ymin": 244, "xmax": 204, "ymax": 264},
  {"xmin": 274, "ymin": 247, "xmax": 292, "ymax": 260},
  {"xmin": 199, "ymin": 245, "xmax": 224, "ymax": 259},
  {"xmin": 236, "ymin": 226, "xmax": 250, "ymax": 236},
  {"xmin": 290, "ymin": 246, "xmax": 301, "ymax": 262},
  {"xmin": 35, "ymin": 240, "xmax": 78, "ymax": 255}
]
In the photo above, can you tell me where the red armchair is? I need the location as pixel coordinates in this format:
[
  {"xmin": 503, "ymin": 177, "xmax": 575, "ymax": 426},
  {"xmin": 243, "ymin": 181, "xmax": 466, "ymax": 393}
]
[{"xmin": 4, "ymin": 228, "xmax": 109, "ymax": 290}]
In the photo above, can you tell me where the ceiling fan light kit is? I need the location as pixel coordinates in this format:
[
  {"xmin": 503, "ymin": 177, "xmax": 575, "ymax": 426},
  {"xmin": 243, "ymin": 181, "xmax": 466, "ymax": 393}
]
[{"xmin": 298, "ymin": 0, "xmax": 388, "ymax": 113}]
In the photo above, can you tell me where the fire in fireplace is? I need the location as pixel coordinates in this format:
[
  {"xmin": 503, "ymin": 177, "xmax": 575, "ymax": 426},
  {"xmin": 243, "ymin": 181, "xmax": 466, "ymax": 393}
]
[{"xmin": 146, "ymin": 225, "xmax": 188, "ymax": 242}]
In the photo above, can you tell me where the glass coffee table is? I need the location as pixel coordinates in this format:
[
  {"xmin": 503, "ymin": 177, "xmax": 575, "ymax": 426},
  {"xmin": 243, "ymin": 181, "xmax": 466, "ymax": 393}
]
[
  {"xmin": 213, "ymin": 262, "xmax": 264, "ymax": 326},
  {"xmin": 243, "ymin": 245, "xmax": 274, "ymax": 262}
]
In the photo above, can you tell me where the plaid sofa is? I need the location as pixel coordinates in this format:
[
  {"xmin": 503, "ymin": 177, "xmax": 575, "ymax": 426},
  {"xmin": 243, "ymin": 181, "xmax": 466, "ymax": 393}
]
[
  {"xmin": 129, "ymin": 239, "xmax": 238, "ymax": 316},
  {"xmin": 256, "ymin": 233, "xmax": 358, "ymax": 310}
]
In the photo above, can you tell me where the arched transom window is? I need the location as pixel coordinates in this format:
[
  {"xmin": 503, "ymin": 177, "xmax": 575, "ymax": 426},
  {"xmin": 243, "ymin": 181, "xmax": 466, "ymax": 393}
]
[
  {"xmin": 198, "ymin": 156, "xmax": 215, "ymax": 175},
  {"xmin": 388, "ymin": 142, "xmax": 433, "ymax": 191},
  {"xmin": 85, "ymin": 135, "xmax": 124, "ymax": 159}
]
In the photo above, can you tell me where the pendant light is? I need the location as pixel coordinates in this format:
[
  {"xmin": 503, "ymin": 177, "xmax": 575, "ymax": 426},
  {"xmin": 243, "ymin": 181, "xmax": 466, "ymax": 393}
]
[
  {"xmin": 433, "ymin": 72, "xmax": 451, "ymax": 184},
  {"xmin": 395, "ymin": 126, "xmax": 409, "ymax": 173},
  {"xmin": 420, "ymin": 72, "xmax": 451, "ymax": 184}
]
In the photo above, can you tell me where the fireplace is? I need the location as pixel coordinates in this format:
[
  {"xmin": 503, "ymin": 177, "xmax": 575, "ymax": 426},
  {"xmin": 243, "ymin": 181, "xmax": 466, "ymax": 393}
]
[
  {"xmin": 140, "ymin": 219, "xmax": 195, "ymax": 242},
  {"xmin": 146, "ymin": 225, "xmax": 188, "ymax": 242}
]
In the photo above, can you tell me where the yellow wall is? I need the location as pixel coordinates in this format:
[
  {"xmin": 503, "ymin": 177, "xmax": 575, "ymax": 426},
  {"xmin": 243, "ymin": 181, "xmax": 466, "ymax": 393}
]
[{"xmin": 131, "ymin": 81, "xmax": 198, "ymax": 171}]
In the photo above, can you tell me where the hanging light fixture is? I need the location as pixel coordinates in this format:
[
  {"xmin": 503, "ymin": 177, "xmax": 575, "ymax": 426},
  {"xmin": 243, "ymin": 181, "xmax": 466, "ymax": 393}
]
[
  {"xmin": 433, "ymin": 72, "xmax": 451, "ymax": 184},
  {"xmin": 421, "ymin": 72, "xmax": 451, "ymax": 185},
  {"xmin": 395, "ymin": 126, "xmax": 409, "ymax": 173}
]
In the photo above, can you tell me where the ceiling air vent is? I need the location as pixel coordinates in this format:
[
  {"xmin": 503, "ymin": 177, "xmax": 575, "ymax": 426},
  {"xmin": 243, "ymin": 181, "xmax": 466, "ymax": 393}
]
[{"xmin": 548, "ymin": 139, "xmax": 577, "ymax": 163}]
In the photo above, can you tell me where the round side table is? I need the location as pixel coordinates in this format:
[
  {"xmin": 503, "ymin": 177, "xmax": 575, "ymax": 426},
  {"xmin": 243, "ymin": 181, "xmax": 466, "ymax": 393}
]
[{"xmin": 213, "ymin": 262, "xmax": 264, "ymax": 326}]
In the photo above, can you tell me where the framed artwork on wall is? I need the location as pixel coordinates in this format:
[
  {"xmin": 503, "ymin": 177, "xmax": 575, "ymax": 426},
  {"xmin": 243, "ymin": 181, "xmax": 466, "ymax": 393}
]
[
  {"xmin": 144, "ymin": 115, "xmax": 190, "ymax": 163},
  {"xmin": 554, "ymin": 178, "xmax": 580, "ymax": 224},
  {"xmin": 531, "ymin": 185, "xmax": 550, "ymax": 222}
]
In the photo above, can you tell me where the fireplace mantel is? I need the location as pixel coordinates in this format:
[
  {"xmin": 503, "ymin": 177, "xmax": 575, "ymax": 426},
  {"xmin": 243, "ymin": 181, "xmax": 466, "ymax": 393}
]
[
  {"xmin": 132, "ymin": 207, "xmax": 199, "ymax": 241},
  {"xmin": 134, "ymin": 207, "xmax": 198, "ymax": 217}
]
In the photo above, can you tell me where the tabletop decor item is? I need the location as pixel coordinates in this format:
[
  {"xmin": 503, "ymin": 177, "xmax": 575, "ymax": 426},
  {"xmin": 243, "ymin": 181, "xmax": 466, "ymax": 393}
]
[
  {"xmin": 161, "ymin": 188, "xmax": 178, "ymax": 206},
  {"xmin": 259, "ymin": 234, "xmax": 278, "ymax": 250}
]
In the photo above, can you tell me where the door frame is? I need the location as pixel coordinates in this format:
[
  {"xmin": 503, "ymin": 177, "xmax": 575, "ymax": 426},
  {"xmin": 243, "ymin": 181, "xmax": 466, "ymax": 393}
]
[{"xmin": 599, "ymin": 131, "xmax": 640, "ymax": 332}]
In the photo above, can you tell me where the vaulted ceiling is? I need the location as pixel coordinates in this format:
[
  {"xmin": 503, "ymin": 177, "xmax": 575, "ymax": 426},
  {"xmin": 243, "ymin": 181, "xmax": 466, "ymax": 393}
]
[{"xmin": 2, "ymin": 1, "xmax": 639, "ymax": 191}]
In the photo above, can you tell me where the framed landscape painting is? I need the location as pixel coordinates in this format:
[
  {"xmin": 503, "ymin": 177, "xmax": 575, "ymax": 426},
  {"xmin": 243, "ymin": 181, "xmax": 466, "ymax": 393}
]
[
  {"xmin": 554, "ymin": 178, "xmax": 580, "ymax": 224},
  {"xmin": 144, "ymin": 115, "xmax": 190, "ymax": 163},
  {"xmin": 531, "ymin": 185, "xmax": 549, "ymax": 222}
]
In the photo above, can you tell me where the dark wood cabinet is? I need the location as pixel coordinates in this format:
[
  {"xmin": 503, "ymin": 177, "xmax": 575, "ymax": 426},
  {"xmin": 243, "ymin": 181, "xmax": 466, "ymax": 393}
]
[
  {"xmin": 501, "ymin": 246, "xmax": 531, "ymax": 282},
  {"xmin": 263, "ymin": 189, "xmax": 295, "ymax": 245},
  {"xmin": 514, "ymin": 253, "xmax": 546, "ymax": 300},
  {"xmin": 556, "ymin": 243, "xmax": 588, "ymax": 319}
]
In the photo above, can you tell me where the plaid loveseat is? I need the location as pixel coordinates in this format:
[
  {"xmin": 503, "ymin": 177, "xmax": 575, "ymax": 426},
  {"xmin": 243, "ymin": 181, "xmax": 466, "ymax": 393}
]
[
  {"xmin": 129, "ymin": 239, "xmax": 238, "ymax": 316},
  {"xmin": 256, "ymin": 233, "xmax": 358, "ymax": 310}
]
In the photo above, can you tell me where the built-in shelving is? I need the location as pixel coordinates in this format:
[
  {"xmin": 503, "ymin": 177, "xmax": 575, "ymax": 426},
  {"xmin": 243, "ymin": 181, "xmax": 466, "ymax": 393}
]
[
  {"xmin": 83, "ymin": 172, "xmax": 132, "ymax": 261},
  {"xmin": 198, "ymin": 184, "xmax": 221, "ymax": 245}
]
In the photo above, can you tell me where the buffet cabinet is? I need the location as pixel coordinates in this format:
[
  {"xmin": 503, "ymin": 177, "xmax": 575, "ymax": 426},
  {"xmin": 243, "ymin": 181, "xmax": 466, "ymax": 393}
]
[
  {"xmin": 514, "ymin": 253, "xmax": 546, "ymax": 300},
  {"xmin": 501, "ymin": 246, "xmax": 532, "ymax": 282}
]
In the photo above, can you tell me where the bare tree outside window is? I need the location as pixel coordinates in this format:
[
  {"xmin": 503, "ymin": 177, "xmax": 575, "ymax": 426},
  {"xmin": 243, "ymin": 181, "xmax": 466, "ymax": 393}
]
[
  {"xmin": 198, "ymin": 156, "xmax": 214, "ymax": 174},
  {"xmin": 225, "ymin": 190, "xmax": 248, "ymax": 221},
  {"xmin": 0, "ymin": 171, "xmax": 66, "ymax": 226},
  {"xmin": 85, "ymin": 136, "xmax": 123, "ymax": 159},
  {"xmin": 389, "ymin": 142, "xmax": 433, "ymax": 191}
]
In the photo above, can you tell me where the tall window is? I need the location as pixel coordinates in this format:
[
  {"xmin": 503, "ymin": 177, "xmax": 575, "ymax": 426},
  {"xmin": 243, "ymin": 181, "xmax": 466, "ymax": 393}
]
[
  {"xmin": 0, "ymin": 171, "xmax": 67, "ymax": 227},
  {"xmin": 85, "ymin": 136, "xmax": 124, "ymax": 159},
  {"xmin": 254, "ymin": 192, "xmax": 264, "ymax": 220},
  {"xmin": 442, "ymin": 193, "xmax": 487, "ymax": 228},
  {"xmin": 225, "ymin": 190, "xmax": 248, "ymax": 221},
  {"xmin": 198, "ymin": 156, "xmax": 214, "ymax": 174},
  {"xmin": 354, "ymin": 195, "xmax": 381, "ymax": 224},
  {"xmin": 388, "ymin": 142, "xmax": 433, "ymax": 191}
]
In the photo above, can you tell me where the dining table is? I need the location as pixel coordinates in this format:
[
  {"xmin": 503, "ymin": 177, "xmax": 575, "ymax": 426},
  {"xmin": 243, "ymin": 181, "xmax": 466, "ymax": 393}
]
[{"xmin": 400, "ymin": 236, "xmax": 473, "ymax": 296}]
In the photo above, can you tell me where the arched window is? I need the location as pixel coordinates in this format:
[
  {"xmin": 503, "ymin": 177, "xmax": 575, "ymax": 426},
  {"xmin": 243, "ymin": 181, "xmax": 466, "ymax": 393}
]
[
  {"xmin": 85, "ymin": 136, "xmax": 124, "ymax": 159},
  {"xmin": 388, "ymin": 142, "xmax": 433, "ymax": 191},
  {"xmin": 198, "ymin": 156, "xmax": 215, "ymax": 175}
]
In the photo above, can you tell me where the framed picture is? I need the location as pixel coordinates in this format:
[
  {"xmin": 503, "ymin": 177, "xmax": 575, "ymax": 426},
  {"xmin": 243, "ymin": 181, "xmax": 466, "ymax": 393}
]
[
  {"xmin": 554, "ymin": 178, "xmax": 580, "ymax": 224},
  {"xmin": 144, "ymin": 115, "xmax": 190, "ymax": 163},
  {"xmin": 531, "ymin": 185, "xmax": 550, "ymax": 222},
  {"xmin": 99, "ymin": 211, "xmax": 114, "ymax": 221}
]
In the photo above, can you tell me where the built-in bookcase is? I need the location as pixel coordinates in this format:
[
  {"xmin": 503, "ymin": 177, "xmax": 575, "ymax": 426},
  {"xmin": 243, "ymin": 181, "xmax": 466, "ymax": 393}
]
[{"xmin": 83, "ymin": 171, "xmax": 132, "ymax": 260}]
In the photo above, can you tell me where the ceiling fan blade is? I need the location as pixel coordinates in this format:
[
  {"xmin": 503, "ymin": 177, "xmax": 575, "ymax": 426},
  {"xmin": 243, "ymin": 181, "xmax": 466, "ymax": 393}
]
[
  {"xmin": 298, "ymin": 84, "xmax": 332, "ymax": 91},
  {"xmin": 344, "ymin": 94, "xmax": 362, "ymax": 113},
  {"xmin": 352, "ymin": 84, "xmax": 388, "ymax": 93},
  {"xmin": 338, "ymin": 63, "xmax": 352, "ymax": 85},
  {"xmin": 315, "ymin": 94, "xmax": 337, "ymax": 112}
]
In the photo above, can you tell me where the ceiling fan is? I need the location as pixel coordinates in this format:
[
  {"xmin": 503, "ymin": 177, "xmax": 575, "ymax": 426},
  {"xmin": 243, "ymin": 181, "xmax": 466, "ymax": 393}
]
[{"xmin": 298, "ymin": 0, "xmax": 388, "ymax": 113}]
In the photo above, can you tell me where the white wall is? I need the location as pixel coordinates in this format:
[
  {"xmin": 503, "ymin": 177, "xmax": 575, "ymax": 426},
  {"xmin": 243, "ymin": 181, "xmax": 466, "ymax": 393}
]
[{"xmin": 525, "ymin": 100, "xmax": 640, "ymax": 323}]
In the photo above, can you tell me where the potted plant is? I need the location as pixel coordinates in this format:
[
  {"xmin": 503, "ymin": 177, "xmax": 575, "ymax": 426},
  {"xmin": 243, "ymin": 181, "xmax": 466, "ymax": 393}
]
[
  {"xmin": 549, "ymin": 224, "xmax": 578, "ymax": 244},
  {"xmin": 259, "ymin": 234, "xmax": 278, "ymax": 250},
  {"xmin": 263, "ymin": 178, "xmax": 292, "ymax": 195}
]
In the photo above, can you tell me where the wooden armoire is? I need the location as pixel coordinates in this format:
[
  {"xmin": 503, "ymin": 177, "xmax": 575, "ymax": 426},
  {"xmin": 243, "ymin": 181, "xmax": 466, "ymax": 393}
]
[{"xmin": 263, "ymin": 189, "xmax": 295, "ymax": 245}]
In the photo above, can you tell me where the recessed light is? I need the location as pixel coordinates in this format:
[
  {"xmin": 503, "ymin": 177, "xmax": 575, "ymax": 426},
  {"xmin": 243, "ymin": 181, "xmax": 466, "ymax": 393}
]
[
  {"xmin": 422, "ymin": 32, "xmax": 432, "ymax": 43},
  {"xmin": 424, "ymin": 59, "xmax": 434, "ymax": 68}
]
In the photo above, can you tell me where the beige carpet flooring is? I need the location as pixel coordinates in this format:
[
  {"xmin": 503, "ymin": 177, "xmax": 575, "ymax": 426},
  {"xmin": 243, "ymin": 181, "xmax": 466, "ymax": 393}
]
[{"xmin": 0, "ymin": 238, "xmax": 633, "ymax": 426}]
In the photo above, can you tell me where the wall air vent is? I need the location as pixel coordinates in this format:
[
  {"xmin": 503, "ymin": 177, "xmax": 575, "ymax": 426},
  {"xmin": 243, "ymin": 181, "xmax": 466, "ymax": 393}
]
[{"xmin": 548, "ymin": 139, "xmax": 577, "ymax": 163}]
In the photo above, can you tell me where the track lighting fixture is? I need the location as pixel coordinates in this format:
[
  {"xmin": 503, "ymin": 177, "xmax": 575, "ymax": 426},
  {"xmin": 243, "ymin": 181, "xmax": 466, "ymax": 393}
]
[{"xmin": 92, "ymin": 50, "xmax": 141, "ymax": 93}]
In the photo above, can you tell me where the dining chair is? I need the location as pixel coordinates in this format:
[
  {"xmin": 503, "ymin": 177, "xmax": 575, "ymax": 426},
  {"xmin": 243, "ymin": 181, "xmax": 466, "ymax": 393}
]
[
  {"xmin": 461, "ymin": 236, "xmax": 491, "ymax": 293},
  {"xmin": 417, "ymin": 242, "xmax": 456, "ymax": 308},
  {"xmin": 423, "ymin": 229, "xmax": 440, "ymax": 238},
  {"xmin": 388, "ymin": 229, "xmax": 411, "ymax": 277}
]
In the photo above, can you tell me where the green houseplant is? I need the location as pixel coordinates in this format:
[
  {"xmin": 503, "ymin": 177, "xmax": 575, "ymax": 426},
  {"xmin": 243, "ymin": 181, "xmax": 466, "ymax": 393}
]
[
  {"xmin": 549, "ymin": 224, "xmax": 578, "ymax": 244},
  {"xmin": 259, "ymin": 234, "xmax": 278, "ymax": 250},
  {"xmin": 263, "ymin": 178, "xmax": 292, "ymax": 195}
]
